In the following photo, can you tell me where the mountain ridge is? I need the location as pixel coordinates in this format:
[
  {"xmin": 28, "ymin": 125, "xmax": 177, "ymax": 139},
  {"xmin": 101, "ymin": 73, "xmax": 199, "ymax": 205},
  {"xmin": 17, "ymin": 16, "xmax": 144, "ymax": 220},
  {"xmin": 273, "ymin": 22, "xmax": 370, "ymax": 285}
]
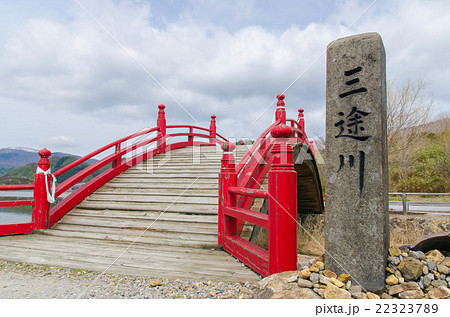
[{"xmin": 0, "ymin": 147, "xmax": 96, "ymax": 174}]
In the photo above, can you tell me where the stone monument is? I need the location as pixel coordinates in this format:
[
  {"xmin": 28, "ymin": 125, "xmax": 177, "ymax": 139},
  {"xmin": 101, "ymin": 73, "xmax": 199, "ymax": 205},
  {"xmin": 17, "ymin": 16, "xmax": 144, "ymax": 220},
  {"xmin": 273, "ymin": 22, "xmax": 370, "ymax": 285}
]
[{"xmin": 325, "ymin": 32, "xmax": 389, "ymax": 291}]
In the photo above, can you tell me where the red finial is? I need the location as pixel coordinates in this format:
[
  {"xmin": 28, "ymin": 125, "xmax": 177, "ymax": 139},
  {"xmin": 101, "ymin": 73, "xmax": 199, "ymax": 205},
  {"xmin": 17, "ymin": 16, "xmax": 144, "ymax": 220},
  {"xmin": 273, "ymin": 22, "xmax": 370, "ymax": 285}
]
[
  {"xmin": 38, "ymin": 148, "xmax": 52, "ymax": 159},
  {"xmin": 276, "ymin": 94, "xmax": 285, "ymax": 108},
  {"xmin": 37, "ymin": 148, "xmax": 52, "ymax": 171},
  {"xmin": 158, "ymin": 104, "xmax": 166, "ymax": 118},
  {"xmin": 211, "ymin": 115, "xmax": 216, "ymax": 119},
  {"xmin": 221, "ymin": 141, "xmax": 236, "ymax": 152},
  {"xmin": 271, "ymin": 124, "xmax": 293, "ymax": 139},
  {"xmin": 298, "ymin": 108, "xmax": 304, "ymax": 122},
  {"xmin": 158, "ymin": 104, "xmax": 166, "ymax": 121}
]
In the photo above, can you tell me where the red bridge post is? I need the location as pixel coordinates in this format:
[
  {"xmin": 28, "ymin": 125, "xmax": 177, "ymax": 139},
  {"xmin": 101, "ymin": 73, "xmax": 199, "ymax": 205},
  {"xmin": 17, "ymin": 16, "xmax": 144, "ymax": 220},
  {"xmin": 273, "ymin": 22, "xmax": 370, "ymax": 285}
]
[
  {"xmin": 157, "ymin": 104, "xmax": 166, "ymax": 153},
  {"xmin": 268, "ymin": 106, "xmax": 298, "ymax": 275},
  {"xmin": 209, "ymin": 115, "xmax": 216, "ymax": 145},
  {"xmin": 32, "ymin": 148, "xmax": 52, "ymax": 230},
  {"xmin": 218, "ymin": 141, "xmax": 237, "ymax": 246},
  {"xmin": 298, "ymin": 108, "xmax": 305, "ymax": 142},
  {"xmin": 112, "ymin": 143, "xmax": 121, "ymax": 168}
]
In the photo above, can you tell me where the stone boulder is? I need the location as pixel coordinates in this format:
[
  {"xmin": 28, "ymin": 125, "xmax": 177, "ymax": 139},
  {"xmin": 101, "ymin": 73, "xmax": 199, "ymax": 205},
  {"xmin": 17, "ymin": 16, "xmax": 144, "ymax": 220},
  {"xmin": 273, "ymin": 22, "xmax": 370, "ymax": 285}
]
[
  {"xmin": 397, "ymin": 257, "xmax": 423, "ymax": 281},
  {"xmin": 426, "ymin": 250, "xmax": 445, "ymax": 263},
  {"xmin": 428, "ymin": 286, "xmax": 450, "ymax": 299},
  {"xmin": 269, "ymin": 288, "xmax": 322, "ymax": 299},
  {"xmin": 324, "ymin": 284, "xmax": 351, "ymax": 299},
  {"xmin": 255, "ymin": 271, "xmax": 321, "ymax": 299}
]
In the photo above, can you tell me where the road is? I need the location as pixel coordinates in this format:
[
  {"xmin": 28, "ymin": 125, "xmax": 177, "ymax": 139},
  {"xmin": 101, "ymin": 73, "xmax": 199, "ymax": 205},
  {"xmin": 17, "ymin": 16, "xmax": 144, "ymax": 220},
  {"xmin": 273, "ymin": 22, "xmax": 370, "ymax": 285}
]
[{"xmin": 389, "ymin": 201, "xmax": 450, "ymax": 215}]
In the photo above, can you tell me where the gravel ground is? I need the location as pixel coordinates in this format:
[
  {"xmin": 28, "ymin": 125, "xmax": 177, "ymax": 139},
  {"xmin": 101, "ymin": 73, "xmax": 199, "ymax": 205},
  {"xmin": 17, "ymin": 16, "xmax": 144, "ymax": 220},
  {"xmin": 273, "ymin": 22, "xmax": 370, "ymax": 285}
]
[{"xmin": 0, "ymin": 260, "xmax": 258, "ymax": 299}]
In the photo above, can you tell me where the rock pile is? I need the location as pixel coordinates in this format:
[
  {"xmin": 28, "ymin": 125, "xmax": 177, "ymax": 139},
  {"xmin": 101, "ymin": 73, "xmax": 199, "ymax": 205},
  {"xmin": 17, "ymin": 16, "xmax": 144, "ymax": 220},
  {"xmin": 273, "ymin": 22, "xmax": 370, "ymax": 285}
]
[
  {"xmin": 255, "ymin": 248, "xmax": 450, "ymax": 299},
  {"xmin": 384, "ymin": 247, "xmax": 450, "ymax": 299}
]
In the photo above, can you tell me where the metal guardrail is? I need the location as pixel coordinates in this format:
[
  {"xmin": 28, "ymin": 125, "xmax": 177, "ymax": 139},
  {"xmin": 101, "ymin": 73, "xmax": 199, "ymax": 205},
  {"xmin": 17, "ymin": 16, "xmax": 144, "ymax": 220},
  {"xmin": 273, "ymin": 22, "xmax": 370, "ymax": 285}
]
[{"xmin": 389, "ymin": 192, "xmax": 450, "ymax": 214}]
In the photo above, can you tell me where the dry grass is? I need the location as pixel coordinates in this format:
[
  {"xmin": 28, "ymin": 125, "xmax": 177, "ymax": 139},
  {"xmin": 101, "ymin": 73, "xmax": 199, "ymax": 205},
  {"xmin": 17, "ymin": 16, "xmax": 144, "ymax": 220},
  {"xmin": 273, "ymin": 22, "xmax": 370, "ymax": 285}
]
[
  {"xmin": 297, "ymin": 214, "xmax": 324, "ymax": 256},
  {"xmin": 389, "ymin": 214, "xmax": 450, "ymax": 247},
  {"xmin": 295, "ymin": 213, "xmax": 450, "ymax": 255},
  {"xmin": 389, "ymin": 227, "xmax": 427, "ymax": 247}
]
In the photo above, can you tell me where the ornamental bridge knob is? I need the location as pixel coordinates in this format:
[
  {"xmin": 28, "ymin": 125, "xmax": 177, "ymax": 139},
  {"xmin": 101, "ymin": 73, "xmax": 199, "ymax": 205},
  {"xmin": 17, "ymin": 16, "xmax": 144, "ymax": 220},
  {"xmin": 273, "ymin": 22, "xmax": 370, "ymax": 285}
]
[
  {"xmin": 38, "ymin": 148, "xmax": 52, "ymax": 159},
  {"xmin": 271, "ymin": 124, "xmax": 293, "ymax": 139},
  {"xmin": 221, "ymin": 140, "xmax": 236, "ymax": 152}
]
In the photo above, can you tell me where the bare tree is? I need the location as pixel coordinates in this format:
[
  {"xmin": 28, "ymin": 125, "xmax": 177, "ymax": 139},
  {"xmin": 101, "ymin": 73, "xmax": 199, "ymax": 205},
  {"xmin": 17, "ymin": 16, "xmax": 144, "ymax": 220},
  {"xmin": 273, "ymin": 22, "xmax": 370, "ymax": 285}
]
[
  {"xmin": 387, "ymin": 79, "xmax": 433, "ymax": 190},
  {"xmin": 312, "ymin": 134, "xmax": 326, "ymax": 156}
]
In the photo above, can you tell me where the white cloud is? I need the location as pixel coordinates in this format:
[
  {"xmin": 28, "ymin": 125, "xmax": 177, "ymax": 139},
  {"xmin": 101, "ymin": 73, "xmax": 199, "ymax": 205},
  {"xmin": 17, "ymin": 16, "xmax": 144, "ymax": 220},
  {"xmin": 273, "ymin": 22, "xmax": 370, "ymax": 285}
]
[
  {"xmin": 46, "ymin": 135, "xmax": 77, "ymax": 148},
  {"xmin": 0, "ymin": 0, "xmax": 449, "ymax": 155}
]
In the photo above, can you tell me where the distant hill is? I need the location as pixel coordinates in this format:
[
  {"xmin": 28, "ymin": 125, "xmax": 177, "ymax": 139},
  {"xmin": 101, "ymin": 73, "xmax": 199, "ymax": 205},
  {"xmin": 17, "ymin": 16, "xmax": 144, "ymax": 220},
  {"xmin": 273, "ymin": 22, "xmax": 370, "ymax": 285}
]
[
  {"xmin": 2, "ymin": 156, "xmax": 95, "ymax": 185},
  {"xmin": 0, "ymin": 147, "xmax": 97, "ymax": 176},
  {"xmin": 0, "ymin": 147, "xmax": 101, "ymax": 185},
  {"xmin": 0, "ymin": 147, "xmax": 41, "ymax": 173}
]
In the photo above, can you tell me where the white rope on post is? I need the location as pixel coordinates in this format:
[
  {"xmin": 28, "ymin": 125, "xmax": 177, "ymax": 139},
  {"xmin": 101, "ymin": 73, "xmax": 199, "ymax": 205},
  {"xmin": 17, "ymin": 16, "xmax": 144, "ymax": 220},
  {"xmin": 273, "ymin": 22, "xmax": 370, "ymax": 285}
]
[{"xmin": 36, "ymin": 167, "xmax": 57, "ymax": 203}]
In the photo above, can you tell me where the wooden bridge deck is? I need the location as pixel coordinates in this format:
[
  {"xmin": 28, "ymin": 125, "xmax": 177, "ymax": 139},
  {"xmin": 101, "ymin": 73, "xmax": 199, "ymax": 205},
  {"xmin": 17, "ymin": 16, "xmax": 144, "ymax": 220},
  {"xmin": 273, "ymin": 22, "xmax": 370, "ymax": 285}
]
[
  {"xmin": 0, "ymin": 234, "xmax": 259, "ymax": 282},
  {"xmin": 0, "ymin": 146, "xmax": 260, "ymax": 283}
]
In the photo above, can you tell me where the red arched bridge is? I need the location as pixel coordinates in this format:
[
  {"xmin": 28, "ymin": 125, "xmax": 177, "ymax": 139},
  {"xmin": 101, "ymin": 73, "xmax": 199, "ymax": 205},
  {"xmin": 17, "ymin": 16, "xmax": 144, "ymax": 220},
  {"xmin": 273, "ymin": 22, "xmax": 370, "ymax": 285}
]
[{"xmin": 0, "ymin": 94, "xmax": 323, "ymax": 282}]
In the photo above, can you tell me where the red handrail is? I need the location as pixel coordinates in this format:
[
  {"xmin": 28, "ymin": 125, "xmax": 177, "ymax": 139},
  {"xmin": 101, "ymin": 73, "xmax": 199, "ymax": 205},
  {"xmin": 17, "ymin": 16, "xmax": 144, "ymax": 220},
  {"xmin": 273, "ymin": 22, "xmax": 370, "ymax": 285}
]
[
  {"xmin": 166, "ymin": 132, "xmax": 211, "ymax": 139},
  {"xmin": 0, "ymin": 184, "xmax": 34, "ymax": 191},
  {"xmin": 49, "ymin": 123, "xmax": 225, "ymax": 227},
  {"xmin": 53, "ymin": 127, "xmax": 160, "ymax": 178},
  {"xmin": 236, "ymin": 120, "xmax": 280, "ymax": 175},
  {"xmin": 218, "ymin": 94, "xmax": 310, "ymax": 277},
  {"xmin": 0, "ymin": 160, "xmax": 55, "ymax": 236},
  {"xmin": 229, "ymin": 120, "xmax": 284, "ymax": 223},
  {"xmin": 55, "ymin": 130, "xmax": 161, "ymax": 197},
  {"xmin": 0, "ymin": 170, "xmax": 35, "ymax": 221},
  {"xmin": 166, "ymin": 125, "xmax": 227, "ymax": 144},
  {"xmin": 1, "ymin": 105, "xmax": 225, "ymax": 236},
  {"xmin": 286, "ymin": 118, "xmax": 308, "ymax": 145},
  {"xmin": 233, "ymin": 117, "xmax": 313, "ymax": 218},
  {"xmin": 54, "ymin": 123, "xmax": 224, "ymax": 198},
  {"xmin": 0, "ymin": 200, "xmax": 35, "ymax": 207},
  {"xmin": 287, "ymin": 118, "xmax": 301, "ymax": 128}
]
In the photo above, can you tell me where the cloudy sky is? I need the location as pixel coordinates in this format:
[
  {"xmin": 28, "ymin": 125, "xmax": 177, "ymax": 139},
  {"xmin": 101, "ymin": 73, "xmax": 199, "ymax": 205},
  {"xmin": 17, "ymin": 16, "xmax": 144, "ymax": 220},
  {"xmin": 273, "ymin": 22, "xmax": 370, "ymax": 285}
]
[{"xmin": 0, "ymin": 0, "xmax": 449, "ymax": 156}]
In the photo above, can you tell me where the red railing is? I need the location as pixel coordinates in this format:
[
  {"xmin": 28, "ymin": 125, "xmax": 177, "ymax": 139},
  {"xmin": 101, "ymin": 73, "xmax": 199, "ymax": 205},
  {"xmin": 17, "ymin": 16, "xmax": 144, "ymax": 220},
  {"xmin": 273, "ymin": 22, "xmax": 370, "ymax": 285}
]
[
  {"xmin": 0, "ymin": 149, "xmax": 52, "ymax": 235},
  {"xmin": 0, "ymin": 183, "xmax": 35, "ymax": 235},
  {"xmin": 218, "ymin": 94, "xmax": 313, "ymax": 277},
  {"xmin": 0, "ymin": 105, "xmax": 225, "ymax": 236},
  {"xmin": 1, "ymin": 94, "xmax": 316, "ymax": 278}
]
